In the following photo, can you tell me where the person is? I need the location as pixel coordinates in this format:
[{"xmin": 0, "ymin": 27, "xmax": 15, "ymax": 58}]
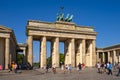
[
  {"xmin": 61, "ymin": 64, "xmax": 65, "ymax": 74},
  {"xmin": 78, "ymin": 63, "xmax": 82, "ymax": 74},
  {"xmin": 0, "ymin": 65, "xmax": 3, "ymax": 71},
  {"xmin": 52, "ymin": 64, "xmax": 56, "ymax": 74},
  {"xmin": 11, "ymin": 61, "xmax": 15, "ymax": 70},
  {"xmin": 46, "ymin": 65, "xmax": 49, "ymax": 73},
  {"xmin": 97, "ymin": 62, "xmax": 101, "ymax": 73},
  {"xmin": 106, "ymin": 62, "xmax": 109, "ymax": 73},
  {"xmin": 14, "ymin": 63, "xmax": 18, "ymax": 73},
  {"xmin": 8, "ymin": 64, "xmax": 12, "ymax": 72},
  {"xmin": 100, "ymin": 62, "xmax": 104, "ymax": 74},
  {"xmin": 68, "ymin": 64, "xmax": 72, "ymax": 73},
  {"xmin": 82, "ymin": 63, "xmax": 85, "ymax": 70},
  {"xmin": 108, "ymin": 62, "xmax": 112, "ymax": 75},
  {"xmin": 65, "ymin": 64, "xmax": 68, "ymax": 72},
  {"xmin": 116, "ymin": 62, "xmax": 120, "ymax": 76}
]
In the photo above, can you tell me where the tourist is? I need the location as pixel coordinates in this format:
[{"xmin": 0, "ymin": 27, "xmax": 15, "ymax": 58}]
[
  {"xmin": 8, "ymin": 64, "xmax": 12, "ymax": 72},
  {"xmin": 82, "ymin": 63, "xmax": 85, "ymax": 70},
  {"xmin": 11, "ymin": 61, "xmax": 15, "ymax": 71},
  {"xmin": 46, "ymin": 65, "xmax": 49, "ymax": 73},
  {"xmin": 68, "ymin": 64, "xmax": 72, "ymax": 73},
  {"xmin": 106, "ymin": 62, "xmax": 109, "ymax": 73},
  {"xmin": 100, "ymin": 62, "xmax": 104, "ymax": 74},
  {"xmin": 0, "ymin": 65, "xmax": 3, "ymax": 71},
  {"xmin": 52, "ymin": 64, "xmax": 56, "ymax": 74},
  {"xmin": 65, "ymin": 64, "xmax": 68, "ymax": 72},
  {"xmin": 14, "ymin": 63, "xmax": 18, "ymax": 73},
  {"xmin": 97, "ymin": 62, "xmax": 100, "ymax": 73},
  {"xmin": 61, "ymin": 64, "xmax": 65, "ymax": 74},
  {"xmin": 116, "ymin": 62, "xmax": 120, "ymax": 76},
  {"xmin": 78, "ymin": 63, "xmax": 82, "ymax": 74},
  {"xmin": 108, "ymin": 62, "xmax": 112, "ymax": 75}
]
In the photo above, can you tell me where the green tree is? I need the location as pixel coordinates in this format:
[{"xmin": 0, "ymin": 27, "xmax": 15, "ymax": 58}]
[
  {"xmin": 46, "ymin": 53, "xmax": 65, "ymax": 66},
  {"xmin": 17, "ymin": 53, "xmax": 24, "ymax": 64},
  {"xmin": 47, "ymin": 55, "xmax": 52, "ymax": 66},
  {"xmin": 59, "ymin": 53, "xmax": 64, "ymax": 64}
]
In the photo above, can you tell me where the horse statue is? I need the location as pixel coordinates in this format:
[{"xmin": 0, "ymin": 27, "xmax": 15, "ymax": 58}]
[
  {"xmin": 64, "ymin": 14, "xmax": 70, "ymax": 22},
  {"xmin": 56, "ymin": 13, "xmax": 64, "ymax": 21},
  {"xmin": 68, "ymin": 15, "xmax": 73, "ymax": 22}
]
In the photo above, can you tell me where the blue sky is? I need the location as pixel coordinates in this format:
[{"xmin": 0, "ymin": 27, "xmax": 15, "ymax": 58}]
[{"xmin": 0, "ymin": 0, "xmax": 120, "ymax": 62}]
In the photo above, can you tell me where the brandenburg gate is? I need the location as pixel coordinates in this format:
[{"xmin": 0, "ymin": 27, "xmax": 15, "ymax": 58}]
[{"xmin": 26, "ymin": 20, "xmax": 97, "ymax": 68}]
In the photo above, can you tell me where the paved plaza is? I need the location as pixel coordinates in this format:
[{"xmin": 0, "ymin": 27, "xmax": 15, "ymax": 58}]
[{"xmin": 0, "ymin": 68, "xmax": 120, "ymax": 80}]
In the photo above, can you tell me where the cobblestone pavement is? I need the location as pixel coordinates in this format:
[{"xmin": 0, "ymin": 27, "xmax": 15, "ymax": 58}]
[{"xmin": 0, "ymin": 68, "xmax": 120, "ymax": 80}]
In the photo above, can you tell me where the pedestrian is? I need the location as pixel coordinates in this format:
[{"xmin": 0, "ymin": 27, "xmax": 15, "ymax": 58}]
[
  {"xmin": 8, "ymin": 64, "xmax": 12, "ymax": 72},
  {"xmin": 46, "ymin": 65, "xmax": 49, "ymax": 73},
  {"xmin": 97, "ymin": 62, "xmax": 101, "ymax": 73},
  {"xmin": 14, "ymin": 63, "xmax": 18, "ymax": 73},
  {"xmin": 106, "ymin": 62, "xmax": 109, "ymax": 73},
  {"xmin": 100, "ymin": 62, "xmax": 104, "ymax": 74},
  {"xmin": 78, "ymin": 63, "xmax": 82, "ymax": 74},
  {"xmin": 116, "ymin": 62, "xmax": 120, "ymax": 76},
  {"xmin": 0, "ymin": 65, "xmax": 3, "ymax": 71},
  {"xmin": 65, "ymin": 64, "xmax": 68, "ymax": 72},
  {"xmin": 52, "ymin": 64, "xmax": 56, "ymax": 74},
  {"xmin": 108, "ymin": 62, "xmax": 112, "ymax": 75},
  {"xmin": 61, "ymin": 64, "xmax": 65, "ymax": 74},
  {"xmin": 82, "ymin": 63, "xmax": 85, "ymax": 70},
  {"xmin": 68, "ymin": 64, "xmax": 72, "ymax": 73}
]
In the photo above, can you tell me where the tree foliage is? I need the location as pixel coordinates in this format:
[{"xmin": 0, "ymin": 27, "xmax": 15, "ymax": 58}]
[
  {"xmin": 46, "ymin": 53, "xmax": 65, "ymax": 66},
  {"xmin": 17, "ymin": 53, "xmax": 24, "ymax": 64},
  {"xmin": 59, "ymin": 53, "xmax": 64, "ymax": 64}
]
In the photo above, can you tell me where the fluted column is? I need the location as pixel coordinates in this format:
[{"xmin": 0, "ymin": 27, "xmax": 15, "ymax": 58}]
[
  {"xmin": 82, "ymin": 39, "xmax": 86, "ymax": 64},
  {"xmin": 70, "ymin": 38, "xmax": 75, "ymax": 67},
  {"xmin": 40, "ymin": 36, "xmax": 46, "ymax": 68},
  {"xmin": 5, "ymin": 38, "xmax": 10, "ymax": 69},
  {"xmin": 64, "ymin": 39, "xmax": 69, "ymax": 65},
  {"xmin": 89, "ymin": 40, "xmax": 92, "ymax": 67},
  {"xmin": 92, "ymin": 40, "xmax": 96, "ymax": 66},
  {"xmin": 102, "ymin": 52, "xmax": 105, "ymax": 62},
  {"xmin": 51, "ymin": 37, "xmax": 59, "ymax": 67},
  {"xmin": 113, "ymin": 50, "xmax": 117, "ymax": 63},
  {"xmin": 23, "ymin": 48, "xmax": 26, "ymax": 63},
  {"xmin": 28, "ymin": 36, "xmax": 33, "ymax": 66},
  {"xmin": 76, "ymin": 40, "xmax": 82, "ymax": 66},
  {"xmin": 96, "ymin": 52, "xmax": 99, "ymax": 62},
  {"xmin": 119, "ymin": 52, "xmax": 120, "ymax": 62},
  {"xmin": 108, "ymin": 51, "xmax": 110, "ymax": 62}
]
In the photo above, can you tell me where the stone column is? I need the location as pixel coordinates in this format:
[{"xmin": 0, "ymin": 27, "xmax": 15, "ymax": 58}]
[
  {"xmin": 111, "ymin": 51, "xmax": 114, "ymax": 64},
  {"xmin": 69, "ymin": 38, "xmax": 75, "ymax": 67},
  {"xmin": 96, "ymin": 52, "xmax": 99, "ymax": 62},
  {"xmin": 92, "ymin": 40, "xmax": 96, "ymax": 67},
  {"xmin": 82, "ymin": 39, "xmax": 86, "ymax": 65},
  {"xmin": 64, "ymin": 40, "xmax": 70, "ymax": 65},
  {"xmin": 119, "ymin": 52, "xmax": 120, "ymax": 62},
  {"xmin": 108, "ymin": 51, "xmax": 110, "ymax": 62},
  {"xmin": 0, "ymin": 38, "xmax": 5, "ymax": 69},
  {"xmin": 5, "ymin": 38, "xmax": 10, "ymax": 69},
  {"xmin": 40, "ymin": 36, "xmax": 46, "ymax": 68},
  {"xmin": 23, "ymin": 48, "xmax": 26, "ymax": 63},
  {"xmin": 51, "ymin": 37, "xmax": 59, "ymax": 67},
  {"xmin": 76, "ymin": 40, "xmax": 82, "ymax": 66},
  {"xmin": 102, "ymin": 52, "xmax": 105, "ymax": 62},
  {"xmin": 28, "ymin": 36, "xmax": 33, "ymax": 66},
  {"xmin": 113, "ymin": 50, "xmax": 117, "ymax": 63}
]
